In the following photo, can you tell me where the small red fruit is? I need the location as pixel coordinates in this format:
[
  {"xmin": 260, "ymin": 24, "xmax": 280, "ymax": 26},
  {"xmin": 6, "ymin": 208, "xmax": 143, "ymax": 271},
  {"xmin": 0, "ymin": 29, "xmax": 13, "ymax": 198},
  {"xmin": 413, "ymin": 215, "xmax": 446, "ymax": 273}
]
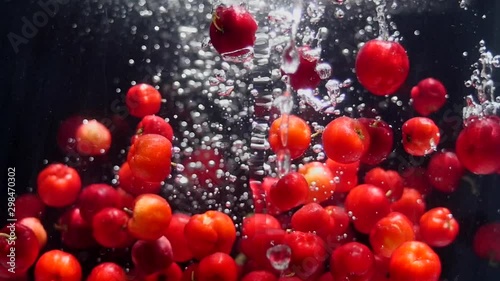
[
  {"xmin": 473, "ymin": 222, "xmax": 500, "ymax": 263},
  {"xmin": 144, "ymin": 262, "xmax": 182, "ymax": 281},
  {"xmin": 132, "ymin": 115, "xmax": 174, "ymax": 144},
  {"xmin": 77, "ymin": 183, "xmax": 121, "ymax": 223},
  {"xmin": 390, "ymin": 188, "xmax": 426, "ymax": 225},
  {"xmin": 75, "ymin": 119, "xmax": 112, "ymax": 156},
  {"xmin": 291, "ymin": 203, "xmax": 334, "ymax": 241},
  {"xmin": 369, "ymin": 212, "xmax": 415, "ymax": 258},
  {"xmin": 389, "ymin": 241, "xmax": 441, "ymax": 281},
  {"xmin": 364, "ymin": 167, "xmax": 404, "ymax": 202},
  {"xmin": 127, "ymin": 134, "xmax": 173, "ymax": 182},
  {"xmin": 126, "ymin": 84, "xmax": 162, "ymax": 118},
  {"xmin": 322, "ymin": 116, "xmax": 371, "ymax": 164},
  {"xmin": 87, "ymin": 262, "xmax": 127, "ymax": 281},
  {"xmin": 269, "ymin": 114, "xmax": 311, "ymax": 160},
  {"xmin": 355, "ymin": 39, "xmax": 409, "ymax": 96},
  {"xmin": 298, "ymin": 162, "xmax": 336, "ymax": 203},
  {"xmin": 325, "ymin": 158, "xmax": 359, "ymax": 193},
  {"xmin": 57, "ymin": 207, "xmax": 97, "ymax": 249},
  {"xmin": 419, "ymin": 207, "xmax": 459, "ymax": 247},
  {"xmin": 284, "ymin": 46, "xmax": 322, "ymax": 91},
  {"xmin": 56, "ymin": 115, "xmax": 84, "ymax": 153},
  {"xmin": 426, "ymin": 151, "xmax": 465, "ymax": 193},
  {"xmin": 131, "ymin": 236, "xmax": 174, "ymax": 276},
  {"xmin": 241, "ymin": 271, "xmax": 277, "ymax": 281},
  {"xmin": 0, "ymin": 223, "xmax": 40, "ymax": 273},
  {"xmin": 127, "ymin": 194, "xmax": 172, "ymax": 241},
  {"xmin": 411, "ymin": 78, "xmax": 447, "ymax": 116},
  {"xmin": 284, "ymin": 231, "xmax": 327, "ymax": 280},
  {"xmin": 268, "ymin": 172, "xmax": 308, "ymax": 211},
  {"xmin": 37, "ymin": 163, "xmax": 82, "ymax": 207},
  {"xmin": 19, "ymin": 217, "xmax": 47, "ymax": 249},
  {"xmin": 92, "ymin": 207, "xmax": 134, "ymax": 248},
  {"xmin": 14, "ymin": 193, "xmax": 45, "ymax": 220},
  {"xmin": 163, "ymin": 213, "xmax": 194, "ymax": 262},
  {"xmin": 197, "ymin": 252, "xmax": 238, "ymax": 281},
  {"xmin": 402, "ymin": 117, "xmax": 440, "ymax": 156},
  {"xmin": 34, "ymin": 250, "xmax": 82, "ymax": 281},
  {"xmin": 358, "ymin": 118, "xmax": 394, "ymax": 165},
  {"xmin": 118, "ymin": 162, "xmax": 162, "ymax": 196},
  {"xmin": 330, "ymin": 242, "xmax": 374, "ymax": 281}
]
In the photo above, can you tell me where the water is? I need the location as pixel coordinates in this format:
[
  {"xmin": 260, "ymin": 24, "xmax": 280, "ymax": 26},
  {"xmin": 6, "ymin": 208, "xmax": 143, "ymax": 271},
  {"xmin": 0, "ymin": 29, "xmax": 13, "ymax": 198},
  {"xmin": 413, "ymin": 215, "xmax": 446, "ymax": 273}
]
[{"xmin": 2, "ymin": 0, "xmax": 500, "ymax": 280}]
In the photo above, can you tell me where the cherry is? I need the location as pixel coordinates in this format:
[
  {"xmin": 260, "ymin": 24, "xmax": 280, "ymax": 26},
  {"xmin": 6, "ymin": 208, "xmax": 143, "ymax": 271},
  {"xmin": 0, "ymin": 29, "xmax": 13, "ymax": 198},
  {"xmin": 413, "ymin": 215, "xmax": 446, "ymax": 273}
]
[
  {"xmin": 369, "ymin": 212, "xmax": 415, "ymax": 258},
  {"xmin": 473, "ymin": 222, "xmax": 500, "ymax": 263},
  {"xmin": 390, "ymin": 188, "xmax": 426, "ymax": 225},
  {"xmin": 144, "ymin": 262, "xmax": 182, "ymax": 281},
  {"xmin": 77, "ymin": 183, "xmax": 121, "ymax": 223},
  {"xmin": 426, "ymin": 151, "xmax": 465, "ymax": 193},
  {"xmin": 411, "ymin": 78, "xmax": 447, "ymax": 116},
  {"xmin": 269, "ymin": 114, "xmax": 312, "ymax": 160},
  {"xmin": 92, "ymin": 207, "xmax": 134, "ymax": 248},
  {"xmin": 364, "ymin": 167, "xmax": 404, "ymax": 202},
  {"xmin": 358, "ymin": 118, "xmax": 394, "ymax": 165},
  {"xmin": 34, "ymin": 250, "xmax": 82, "ymax": 281},
  {"xmin": 127, "ymin": 194, "xmax": 172, "ymax": 241},
  {"xmin": 325, "ymin": 158, "xmax": 359, "ymax": 193},
  {"xmin": 344, "ymin": 184, "xmax": 391, "ymax": 234},
  {"xmin": 75, "ymin": 119, "xmax": 112, "ymax": 156},
  {"xmin": 455, "ymin": 116, "xmax": 500, "ymax": 174},
  {"xmin": 57, "ymin": 207, "xmax": 97, "ymax": 249},
  {"xmin": 127, "ymin": 134, "xmax": 173, "ymax": 182},
  {"xmin": 355, "ymin": 39, "xmax": 409, "ymax": 96},
  {"xmin": 0, "ymin": 223, "xmax": 40, "ymax": 274},
  {"xmin": 402, "ymin": 117, "xmax": 440, "ymax": 156},
  {"xmin": 132, "ymin": 115, "xmax": 174, "ymax": 144},
  {"xmin": 209, "ymin": 5, "xmax": 258, "ymax": 60},
  {"xmin": 322, "ymin": 116, "xmax": 371, "ymax": 164},
  {"xmin": 324, "ymin": 206, "xmax": 350, "ymax": 240},
  {"xmin": 419, "ymin": 207, "xmax": 459, "ymax": 247},
  {"xmin": 291, "ymin": 203, "xmax": 334, "ymax": 242},
  {"xmin": 197, "ymin": 252, "xmax": 238, "ymax": 281},
  {"xmin": 87, "ymin": 262, "xmax": 127, "ymax": 281},
  {"xmin": 37, "ymin": 163, "xmax": 82, "ymax": 207},
  {"xmin": 19, "ymin": 217, "xmax": 47, "ymax": 249},
  {"xmin": 56, "ymin": 115, "xmax": 84, "ymax": 153},
  {"xmin": 330, "ymin": 242, "xmax": 374, "ymax": 281},
  {"xmin": 163, "ymin": 213, "xmax": 194, "ymax": 262},
  {"xmin": 126, "ymin": 84, "xmax": 162, "ymax": 118},
  {"xmin": 118, "ymin": 162, "xmax": 162, "ymax": 196},
  {"xmin": 268, "ymin": 172, "xmax": 308, "ymax": 211},
  {"xmin": 241, "ymin": 271, "xmax": 278, "ymax": 281},
  {"xmin": 298, "ymin": 161, "xmax": 336, "ymax": 203},
  {"xmin": 284, "ymin": 231, "xmax": 327, "ymax": 280},
  {"xmin": 318, "ymin": 272, "xmax": 334, "ymax": 281},
  {"xmin": 389, "ymin": 241, "xmax": 441, "ymax": 281},
  {"xmin": 184, "ymin": 210, "xmax": 236, "ymax": 259},
  {"xmin": 283, "ymin": 46, "xmax": 322, "ymax": 91},
  {"xmin": 132, "ymin": 236, "xmax": 174, "ymax": 276},
  {"xmin": 14, "ymin": 193, "xmax": 45, "ymax": 220}
]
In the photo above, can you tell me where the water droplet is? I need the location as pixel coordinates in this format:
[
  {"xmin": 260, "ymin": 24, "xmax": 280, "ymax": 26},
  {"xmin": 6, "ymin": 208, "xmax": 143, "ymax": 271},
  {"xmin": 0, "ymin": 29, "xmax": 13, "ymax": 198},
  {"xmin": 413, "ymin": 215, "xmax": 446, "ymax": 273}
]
[
  {"xmin": 266, "ymin": 244, "xmax": 292, "ymax": 271},
  {"xmin": 315, "ymin": 63, "xmax": 332, "ymax": 79}
]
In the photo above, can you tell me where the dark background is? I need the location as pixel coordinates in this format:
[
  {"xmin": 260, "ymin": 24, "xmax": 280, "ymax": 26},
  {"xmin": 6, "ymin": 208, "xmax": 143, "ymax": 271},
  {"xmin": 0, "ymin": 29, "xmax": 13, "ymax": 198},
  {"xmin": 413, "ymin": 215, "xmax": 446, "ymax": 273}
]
[{"xmin": 1, "ymin": 0, "xmax": 500, "ymax": 280}]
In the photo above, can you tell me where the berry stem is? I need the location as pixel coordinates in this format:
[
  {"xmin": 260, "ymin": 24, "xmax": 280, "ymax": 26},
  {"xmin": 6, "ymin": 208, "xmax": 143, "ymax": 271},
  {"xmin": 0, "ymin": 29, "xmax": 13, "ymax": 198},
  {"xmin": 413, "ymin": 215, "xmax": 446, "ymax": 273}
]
[{"xmin": 0, "ymin": 233, "xmax": 14, "ymax": 240}]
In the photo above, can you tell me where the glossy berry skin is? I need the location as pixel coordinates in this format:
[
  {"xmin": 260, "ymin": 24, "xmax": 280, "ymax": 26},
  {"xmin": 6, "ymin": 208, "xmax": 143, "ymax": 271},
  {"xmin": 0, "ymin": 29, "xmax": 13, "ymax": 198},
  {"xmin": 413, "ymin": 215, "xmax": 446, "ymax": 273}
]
[
  {"xmin": 128, "ymin": 194, "xmax": 172, "ymax": 241},
  {"xmin": 127, "ymin": 134, "xmax": 173, "ymax": 182},
  {"xmin": 268, "ymin": 172, "xmax": 309, "ymax": 211},
  {"xmin": 402, "ymin": 117, "xmax": 440, "ymax": 156},
  {"xmin": 132, "ymin": 115, "xmax": 174, "ymax": 144},
  {"xmin": 364, "ymin": 167, "xmax": 404, "ymax": 202},
  {"xmin": 126, "ymin": 84, "xmax": 162, "ymax": 118},
  {"xmin": 57, "ymin": 208, "xmax": 97, "ymax": 249},
  {"xmin": 411, "ymin": 78, "xmax": 447, "ymax": 116},
  {"xmin": 14, "ymin": 193, "xmax": 45, "ymax": 220},
  {"xmin": 426, "ymin": 151, "xmax": 465, "ymax": 193},
  {"xmin": 34, "ymin": 250, "xmax": 82, "ymax": 281},
  {"xmin": 131, "ymin": 236, "xmax": 173, "ymax": 276},
  {"xmin": 19, "ymin": 217, "xmax": 47, "ymax": 249},
  {"xmin": 298, "ymin": 162, "xmax": 336, "ymax": 203},
  {"xmin": 419, "ymin": 207, "xmax": 459, "ymax": 247},
  {"xmin": 118, "ymin": 162, "xmax": 162, "ymax": 196},
  {"xmin": 184, "ymin": 210, "xmax": 236, "ymax": 259},
  {"xmin": 197, "ymin": 252, "xmax": 238, "ymax": 281},
  {"xmin": 209, "ymin": 5, "xmax": 258, "ymax": 59},
  {"xmin": 401, "ymin": 166, "xmax": 432, "ymax": 195},
  {"xmin": 284, "ymin": 46, "xmax": 322, "ymax": 91},
  {"xmin": 325, "ymin": 158, "xmax": 359, "ymax": 193},
  {"xmin": 37, "ymin": 163, "xmax": 82, "ymax": 208},
  {"xmin": 390, "ymin": 188, "xmax": 426, "ymax": 225},
  {"xmin": 330, "ymin": 242, "xmax": 374, "ymax": 281},
  {"xmin": 389, "ymin": 241, "xmax": 441, "ymax": 281},
  {"xmin": 344, "ymin": 184, "xmax": 391, "ymax": 234},
  {"xmin": 324, "ymin": 206, "xmax": 350, "ymax": 239},
  {"xmin": 241, "ymin": 271, "xmax": 278, "ymax": 281},
  {"xmin": 87, "ymin": 262, "xmax": 127, "ymax": 281},
  {"xmin": 75, "ymin": 119, "xmax": 112, "ymax": 156},
  {"xmin": 92, "ymin": 207, "xmax": 134, "ymax": 248},
  {"xmin": 77, "ymin": 183, "xmax": 121, "ymax": 223},
  {"xmin": 269, "ymin": 114, "xmax": 311, "ymax": 160},
  {"xmin": 455, "ymin": 116, "xmax": 500, "ymax": 175},
  {"xmin": 163, "ymin": 213, "xmax": 194, "ymax": 262},
  {"xmin": 0, "ymin": 223, "xmax": 40, "ymax": 274},
  {"xmin": 291, "ymin": 203, "xmax": 335, "ymax": 242},
  {"xmin": 369, "ymin": 212, "xmax": 415, "ymax": 258},
  {"xmin": 284, "ymin": 231, "xmax": 327, "ymax": 280},
  {"xmin": 144, "ymin": 262, "xmax": 182, "ymax": 281},
  {"xmin": 322, "ymin": 116, "xmax": 371, "ymax": 164},
  {"xmin": 358, "ymin": 118, "xmax": 394, "ymax": 165},
  {"xmin": 355, "ymin": 39, "xmax": 409, "ymax": 96},
  {"xmin": 473, "ymin": 222, "xmax": 500, "ymax": 263}
]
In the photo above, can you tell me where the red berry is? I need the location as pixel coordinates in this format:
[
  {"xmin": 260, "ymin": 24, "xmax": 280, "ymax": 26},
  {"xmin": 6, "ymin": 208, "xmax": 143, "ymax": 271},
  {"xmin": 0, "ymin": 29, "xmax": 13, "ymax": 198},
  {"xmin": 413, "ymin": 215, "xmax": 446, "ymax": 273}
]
[
  {"xmin": 163, "ymin": 213, "xmax": 194, "ymax": 262},
  {"xmin": 0, "ymin": 223, "xmax": 40, "ymax": 274},
  {"xmin": 298, "ymin": 162, "xmax": 336, "ymax": 204},
  {"xmin": 92, "ymin": 207, "xmax": 134, "ymax": 248},
  {"xmin": 369, "ymin": 212, "xmax": 415, "ymax": 258},
  {"xmin": 241, "ymin": 271, "xmax": 277, "ymax": 281},
  {"xmin": 57, "ymin": 208, "xmax": 97, "ymax": 249},
  {"xmin": 330, "ymin": 242, "xmax": 374, "ymax": 281},
  {"xmin": 325, "ymin": 158, "xmax": 359, "ymax": 193},
  {"xmin": 268, "ymin": 172, "xmax": 308, "ymax": 211},
  {"xmin": 291, "ymin": 203, "xmax": 334, "ymax": 241},
  {"xmin": 126, "ymin": 84, "xmax": 162, "ymax": 118},
  {"xmin": 75, "ymin": 119, "xmax": 112, "ymax": 156},
  {"xmin": 14, "ymin": 194, "xmax": 45, "ymax": 220},
  {"xmin": 426, "ymin": 151, "xmax": 465, "ymax": 193},
  {"xmin": 419, "ymin": 207, "xmax": 459, "ymax": 247},
  {"xmin": 182, "ymin": 147, "xmax": 224, "ymax": 187},
  {"xmin": 127, "ymin": 194, "xmax": 172, "ymax": 241},
  {"xmin": 131, "ymin": 236, "xmax": 174, "ymax": 276},
  {"xmin": 87, "ymin": 262, "xmax": 127, "ymax": 281},
  {"xmin": 19, "ymin": 217, "xmax": 47, "ymax": 249},
  {"xmin": 284, "ymin": 231, "xmax": 327, "ymax": 280},
  {"xmin": 355, "ymin": 39, "xmax": 409, "ymax": 96},
  {"xmin": 144, "ymin": 262, "xmax": 182, "ymax": 281},
  {"xmin": 283, "ymin": 46, "xmax": 322, "ymax": 91},
  {"xmin": 455, "ymin": 116, "xmax": 500, "ymax": 174},
  {"xmin": 34, "ymin": 250, "xmax": 82, "ymax": 281},
  {"xmin": 127, "ymin": 134, "xmax": 173, "ymax": 182},
  {"xmin": 269, "ymin": 114, "xmax": 311, "ymax": 160},
  {"xmin": 77, "ymin": 183, "xmax": 121, "ymax": 223},
  {"xmin": 402, "ymin": 117, "xmax": 440, "ymax": 156},
  {"xmin": 118, "ymin": 162, "xmax": 162, "ymax": 196},
  {"xmin": 56, "ymin": 115, "xmax": 84, "ymax": 153},
  {"xmin": 132, "ymin": 115, "xmax": 174, "ymax": 144},
  {"xmin": 389, "ymin": 241, "xmax": 441, "ymax": 281},
  {"xmin": 473, "ymin": 222, "xmax": 500, "ymax": 263},
  {"xmin": 322, "ymin": 116, "xmax": 371, "ymax": 164},
  {"xmin": 411, "ymin": 78, "xmax": 447, "ymax": 116},
  {"xmin": 364, "ymin": 167, "xmax": 404, "ymax": 202},
  {"xmin": 37, "ymin": 163, "xmax": 82, "ymax": 208},
  {"xmin": 401, "ymin": 166, "xmax": 432, "ymax": 195},
  {"xmin": 358, "ymin": 118, "xmax": 394, "ymax": 165},
  {"xmin": 197, "ymin": 252, "xmax": 238, "ymax": 281},
  {"xmin": 324, "ymin": 206, "xmax": 350, "ymax": 239},
  {"xmin": 390, "ymin": 188, "xmax": 426, "ymax": 225},
  {"xmin": 209, "ymin": 5, "xmax": 258, "ymax": 60}
]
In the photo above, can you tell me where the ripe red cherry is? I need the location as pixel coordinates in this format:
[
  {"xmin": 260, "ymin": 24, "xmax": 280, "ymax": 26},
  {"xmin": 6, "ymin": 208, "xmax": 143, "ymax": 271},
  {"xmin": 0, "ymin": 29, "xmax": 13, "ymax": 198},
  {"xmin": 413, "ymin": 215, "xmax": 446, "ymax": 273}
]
[
  {"xmin": 75, "ymin": 119, "xmax": 112, "ymax": 156},
  {"xmin": 34, "ymin": 250, "xmax": 82, "ymax": 281},
  {"xmin": 426, "ymin": 151, "xmax": 465, "ymax": 193},
  {"xmin": 455, "ymin": 116, "xmax": 500, "ymax": 174},
  {"xmin": 390, "ymin": 188, "xmax": 426, "ymax": 225},
  {"xmin": 209, "ymin": 5, "xmax": 258, "ymax": 60},
  {"xmin": 344, "ymin": 184, "xmax": 391, "ymax": 234},
  {"xmin": 325, "ymin": 158, "xmax": 359, "ymax": 193},
  {"xmin": 131, "ymin": 236, "xmax": 174, "ymax": 276},
  {"xmin": 284, "ymin": 231, "xmax": 327, "ymax": 280},
  {"xmin": 364, "ymin": 167, "xmax": 404, "ymax": 202},
  {"xmin": 14, "ymin": 193, "xmax": 45, "ymax": 220},
  {"xmin": 402, "ymin": 117, "xmax": 440, "ymax": 156},
  {"xmin": 269, "ymin": 114, "xmax": 311, "ymax": 160},
  {"xmin": 126, "ymin": 84, "xmax": 162, "ymax": 118},
  {"xmin": 92, "ymin": 207, "xmax": 134, "ymax": 248},
  {"xmin": 241, "ymin": 271, "xmax": 278, "ymax": 281},
  {"xmin": 87, "ymin": 262, "xmax": 127, "ymax": 281},
  {"xmin": 118, "ymin": 162, "xmax": 162, "ymax": 196},
  {"xmin": 268, "ymin": 172, "xmax": 308, "ymax": 211},
  {"xmin": 473, "ymin": 222, "xmax": 500, "ymax": 263},
  {"xmin": 56, "ymin": 207, "xmax": 97, "ymax": 249},
  {"xmin": 298, "ymin": 162, "xmax": 336, "ymax": 203},
  {"xmin": 324, "ymin": 206, "xmax": 350, "ymax": 240},
  {"xmin": 37, "ymin": 163, "xmax": 82, "ymax": 207},
  {"xmin": 369, "ymin": 212, "xmax": 415, "ymax": 258},
  {"xmin": 19, "ymin": 217, "xmax": 47, "ymax": 249},
  {"xmin": 56, "ymin": 115, "xmax": 84, "ymax": 153},
  {"xmin": 411, "ymin": 78, "xmax": 447, "ymax": 116},
  {"xmin": 127, "ymin": 134, "xmax": 173, "ymax": 182},
  {"xmin": 358, "ymin": 118, "xmax": 394, "ymax": 165},
  {"xmin": 389, "ymin": 241, "xmax": 441, "ymax": 281},
  {"xmin": 77, "ymin": 183, "xmax": 121, "ymax": 223},
  {"xmin": 322, "ymin": 116, "xmax": 371, "ymax": 164},
  {"xmin": 197, "ymin": 252, "xmax": 238, "ymax": 281},
  {"xmin": 330, "ymin": 242, "xmax": 374, "ymax": 281},
  {"xmin": 0, "ymin": 223, "xmax": 40, "ymax": 274},
  {"xmin": 127, "ymin": 194, "xmax": 172, "ymax": 241},
  {"xmin": 419, "ymin": 207, "xmax": 459, "ymax": 247},
  {"xmin": 291, "ymin": 203, "xmax": 334, "ymax": 241},
  {"xmin": 163, "ymin": 213, "xmax": 194, "ymax": 262},
  {"xmin": 355, "ymin": 39, "xmax": 409, "ymax": 96},
  {"xmin": 283, "ymin": 46, "xmax": 322, "ymax": 91},
  {"xmin": 132, "ymin": 115, "xmax": 174, "ymax": 144}
]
